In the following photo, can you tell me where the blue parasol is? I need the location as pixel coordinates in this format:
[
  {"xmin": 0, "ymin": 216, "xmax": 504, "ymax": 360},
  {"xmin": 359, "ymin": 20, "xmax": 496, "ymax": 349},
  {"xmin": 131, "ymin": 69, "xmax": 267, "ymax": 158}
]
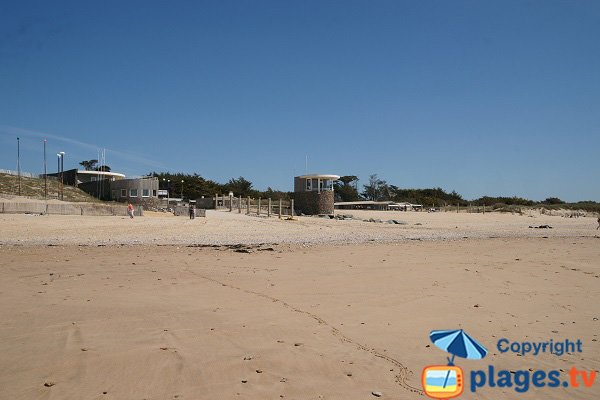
[{"xmin": 429, "ymin": 329, "xmax": 488, "ymax": 388}]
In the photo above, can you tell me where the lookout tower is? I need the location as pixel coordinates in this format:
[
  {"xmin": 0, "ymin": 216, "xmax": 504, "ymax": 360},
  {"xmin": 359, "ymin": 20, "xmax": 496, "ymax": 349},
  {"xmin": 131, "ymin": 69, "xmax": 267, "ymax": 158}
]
[{"xmin": 293, "ymin": 174, "xmax": 340, "ymax": 215}]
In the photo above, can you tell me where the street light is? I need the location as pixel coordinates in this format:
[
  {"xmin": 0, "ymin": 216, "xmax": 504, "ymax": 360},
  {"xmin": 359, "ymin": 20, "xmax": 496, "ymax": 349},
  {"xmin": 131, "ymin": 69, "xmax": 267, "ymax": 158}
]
[
  {"xmin": 181, "ymin": 180, "xmax": 184, "ymax": 201},
  {"xmin": 59, "ymin": 151, "xmax": 65, "ymax": 200},
  {"xmin": 17, "ymin": 137, "xmax": 21, "ymax": 196},
  {"xmin": 43, "ymin": 139, "xmax": 47, "ymax": 199},
  {"xmin": 163, "ymin": 178, "xmax": 171, "ymax": 208},
  {"xmin": 56, "ymin": 153, "xmax": 62, "ymax": 198}
]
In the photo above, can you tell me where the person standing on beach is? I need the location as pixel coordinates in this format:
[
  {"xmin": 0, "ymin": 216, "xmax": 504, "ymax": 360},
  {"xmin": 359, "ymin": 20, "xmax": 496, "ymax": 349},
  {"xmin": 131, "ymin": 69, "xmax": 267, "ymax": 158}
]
[
  {"xmin": 597, "ymin": 216, "xmax": 600, "ymax": 230},
  {"xmin": 189, "ymin": 203, "xmax": 195, "ymax": 220},
  {"xmin": 127, "ymin": 203, "xmax": 135, "ymax": 219}
]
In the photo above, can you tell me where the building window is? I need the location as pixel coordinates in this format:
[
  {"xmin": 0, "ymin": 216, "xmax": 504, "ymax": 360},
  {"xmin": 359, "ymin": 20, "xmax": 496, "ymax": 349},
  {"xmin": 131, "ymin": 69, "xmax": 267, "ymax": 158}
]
[
  {"xmin": 142, "ymin": 189, "xmax": 150, "ymax": 197},
  {"xmin": 306, "ymin": 179, "xmax": 312, "ymax": 191},
  {"xmin": 130, "ymin": 189, "xmax": 138, "ymax": 197},
  {"xmin": 121, "ymin": 189, "xmax": 126, "ymax": 197},
  {"xmin": 153, "ymin": 190, "xmax": 157, "ymax": 197}
]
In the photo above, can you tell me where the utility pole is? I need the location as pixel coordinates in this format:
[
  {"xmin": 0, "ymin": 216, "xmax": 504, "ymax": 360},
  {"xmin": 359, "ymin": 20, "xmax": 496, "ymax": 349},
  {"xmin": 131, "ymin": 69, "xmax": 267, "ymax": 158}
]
[
  {"xmin": 57, "ymin": 153, "xmax": 61, "ymax": 198},
  {"xmin": 57, "ymin": 152, "xmax": 65, "ymax": 200},
  {"xmin": 17, "ymin": 137, "xmax": 21, "ymax": 196},
  {"xmin": 60, "ymin": 152, "xmax": 65, "ymax": 200},
  {"xmin": 43, "ymin": 139, "xmax": 47, "ymax": 199}
]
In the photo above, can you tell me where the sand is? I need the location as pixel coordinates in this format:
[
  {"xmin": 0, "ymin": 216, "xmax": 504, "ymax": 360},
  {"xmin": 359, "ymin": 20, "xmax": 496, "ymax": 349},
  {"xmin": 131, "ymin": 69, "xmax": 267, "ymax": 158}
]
[
  {"xmin": 0, "ymin": 208, "xmax": 597, "ymax": 246},
  {"xmin": 0, "ymin": 211, "xmax": 599, "ymax": 399}
]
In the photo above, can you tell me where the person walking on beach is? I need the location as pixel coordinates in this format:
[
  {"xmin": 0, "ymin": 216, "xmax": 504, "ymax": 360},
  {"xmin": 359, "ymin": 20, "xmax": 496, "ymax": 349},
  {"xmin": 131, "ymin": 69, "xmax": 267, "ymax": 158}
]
[
  {"xmin": 127, "ymin": 203, "xmax": 135, "ymax": 219},
  {"xmin": 189, "ymin": 203, "xmax": 195, "ymax": 220},
  {"xmin": 597, "ymin": 216, "xmax": 600, "ymax": 230}
]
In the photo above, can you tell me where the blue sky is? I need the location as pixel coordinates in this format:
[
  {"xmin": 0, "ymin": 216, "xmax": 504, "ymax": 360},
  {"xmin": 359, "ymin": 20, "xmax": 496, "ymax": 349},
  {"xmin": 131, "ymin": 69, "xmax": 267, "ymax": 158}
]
[{"xmin": 1, "ymin": 0, "xmax": 598, "ymax": 201}]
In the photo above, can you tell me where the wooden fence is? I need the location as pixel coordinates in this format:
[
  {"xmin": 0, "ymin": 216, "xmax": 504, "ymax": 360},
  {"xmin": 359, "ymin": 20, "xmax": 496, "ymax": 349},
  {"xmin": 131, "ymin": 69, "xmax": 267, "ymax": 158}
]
[
  {"xmin": 439, "ymin": 204, "xmax": 488, "ymax": 213},
  {"xmin": 213, "ymin": 194, "xmax": 295, "ymax": 218}
]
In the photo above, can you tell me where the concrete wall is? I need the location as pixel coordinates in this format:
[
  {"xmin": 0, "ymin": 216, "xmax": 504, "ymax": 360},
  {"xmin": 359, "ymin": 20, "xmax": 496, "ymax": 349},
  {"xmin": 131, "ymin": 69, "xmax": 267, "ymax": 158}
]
[
  {"xmin": 1, "ymin": 202, "xmax": 47, "ymax": 214},
  {"xmin": 0, "ymin": 201, "xmax": 143, "ymax": 216},
  {"xmin": 110, "ymin": 178, "xmax": 159, "ymax": 204},
  {"xmin": 46, "ymin": 203, "xmax": 83, "ymax": 215},
  {"xmin": 173, "ymin": 206, "xmax": 206, "ymax": 217},
  {"xmin": 79, "ymin": 204, "xmax": 117, "ymax": 216},
  {"xmin": 195, "ymin": 198, "xmax": 215, "ymax": 209},
  {"xmin": 78, "ymin": 179, "xmax": 112, "ymax": 201}
]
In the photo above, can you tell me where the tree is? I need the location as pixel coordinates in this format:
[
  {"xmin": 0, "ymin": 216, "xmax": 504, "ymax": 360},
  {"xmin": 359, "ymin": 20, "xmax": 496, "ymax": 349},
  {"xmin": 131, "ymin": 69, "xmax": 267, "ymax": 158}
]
[
  {"xmin": 79, "ymin": 159, "xmax": 98, "ymax": 171},
  {"xmin": 334, "ymin": 175, "xmax": 360, "ymax": 202},
  {"xmin": 95, "ymin": 165, "xmax": 111, "ymax": 172},
  {"xmin": 225, "ymin": 177, "xmax": 253, "ymax": 197},
  {"xmin": 263, "ymin": 187, "xmax": 290, "ymax": 200},
  {"xmin": 338, "ymin": 175, "xmax": 358, "ymax": 186},
  {"xmin": 361, "ymin": 174, "xmax": 389, "ymax": 201},
  {"xmin": 543, "ymin": 197, "xmax": 564, "ymax": 205}
]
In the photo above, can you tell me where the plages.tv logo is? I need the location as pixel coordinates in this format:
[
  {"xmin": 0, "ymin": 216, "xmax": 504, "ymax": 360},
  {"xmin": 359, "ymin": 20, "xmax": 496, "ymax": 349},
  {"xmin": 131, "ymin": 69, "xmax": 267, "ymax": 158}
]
[
  {"xmin": 422, "ymin": 330, "xmax": 597, "ymax": 397},
  {"xmin": 422, "ymin": 329, "xmax": 487, "ymax": 399}
]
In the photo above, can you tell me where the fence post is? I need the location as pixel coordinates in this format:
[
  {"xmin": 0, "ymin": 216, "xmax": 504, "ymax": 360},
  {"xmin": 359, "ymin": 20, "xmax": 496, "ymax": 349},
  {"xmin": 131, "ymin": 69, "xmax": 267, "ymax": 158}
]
[
  {"xmin": 257, "ymin": 198, "xmax": 261, "ymax": 215},
  {"xmin": 214, "ymin": 194, "xmax": 218, "ymax": 210},
  {"xmin": 268, "ymin": 198, "xmax": 271, "ymax": 217},
  {"xmin": 457, "ymin": 203, "xmax": 459, "ymax": 213},
  {"xmin": 229, "ymin": 195, "xmax": 233, "ymax": 212},
  {"xmin": 483, "ymin": 204, "xmax": 485, "ymax": 214},
  {"xmin": 291, "ymin": 199, "xmax": 294, "ymax": 217},
  {"xmin": 247, "ymin": 197, "xmax": 250, "ymax": 214},
  {"xmin": 279, "ymin": 198, "xmax": 282, "ymax": 219},
  {"xmin": 238, "ymin": 196, "xmax": 242, "ymax": 213}
]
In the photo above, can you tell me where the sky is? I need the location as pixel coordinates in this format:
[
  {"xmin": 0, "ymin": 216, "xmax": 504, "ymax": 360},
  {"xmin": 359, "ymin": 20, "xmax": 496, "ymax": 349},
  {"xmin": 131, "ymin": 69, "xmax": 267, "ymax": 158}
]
[{"xmin": 1, "ymin": 0, "xmax": 598, "ymax": 201}]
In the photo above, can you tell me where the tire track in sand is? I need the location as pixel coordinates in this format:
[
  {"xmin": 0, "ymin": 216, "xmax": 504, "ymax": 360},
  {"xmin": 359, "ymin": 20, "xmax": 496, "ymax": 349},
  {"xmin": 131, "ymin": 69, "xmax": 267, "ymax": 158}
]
[{"xmin": 184, "ymin": 268, "xmax": 424, "ymax": 396}]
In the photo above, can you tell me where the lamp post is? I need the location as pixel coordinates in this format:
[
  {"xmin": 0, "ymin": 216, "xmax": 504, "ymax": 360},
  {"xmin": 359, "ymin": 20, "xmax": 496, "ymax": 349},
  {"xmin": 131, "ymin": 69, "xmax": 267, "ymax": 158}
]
[
  {"xmin": 59, "ymin": 151, "xmax": 65, "ymax": 200},
  {"xmin": 57, "ymin": 153, "xmax": 62, "ymax": 199},
  {"xmin": 163, "ymin": 178, "xmax": 171, "ymax": 208},
  {"xmin": 43, "ymin": 139, "xmax": 47, "ymax": 199},
  {"xmin": 181, "ymin": 180, "xmax": 184, "ymax": 201},
  {"xmin": 17, "ymin": 137, "xmax": 21, "ymax": 196}
]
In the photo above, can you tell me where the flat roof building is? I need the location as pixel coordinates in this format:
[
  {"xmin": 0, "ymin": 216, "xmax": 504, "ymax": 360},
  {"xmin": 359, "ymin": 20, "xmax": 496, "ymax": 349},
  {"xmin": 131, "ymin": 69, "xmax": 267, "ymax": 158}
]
[
  {"xmin": 46, "ymin": 168, "xmax": 125, "ymax": 186},
  {"xmin": 293, "ymin": 174, "xmax": 340, "ymax": 215},
  {"xmin": 45, "ymin": 168, "xmax": 158, "ymax": 204},
  {"xmin": 110, "ymin": 177, "xmax": 159, "ymax": 204}
]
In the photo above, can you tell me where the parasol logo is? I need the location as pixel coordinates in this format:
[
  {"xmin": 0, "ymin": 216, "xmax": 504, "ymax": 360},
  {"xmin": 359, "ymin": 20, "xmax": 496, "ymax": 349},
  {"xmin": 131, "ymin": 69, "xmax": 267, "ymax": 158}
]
[
  {"xmin": 422, "ymin": 329, "xmax": 488, "ymax": 399},
  {"xmin": 423, "ymin": 330, "xmax": 597, "ymax": 395}
]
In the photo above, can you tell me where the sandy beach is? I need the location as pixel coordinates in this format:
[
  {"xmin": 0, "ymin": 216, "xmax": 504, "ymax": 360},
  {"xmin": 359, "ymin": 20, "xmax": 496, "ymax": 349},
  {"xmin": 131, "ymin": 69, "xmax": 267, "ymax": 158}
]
[
  {"xmin": 0, "ymin": 208, "xmax": 597, "ymax": 246},
  {"xmin": 1, "ymin": 211, "xmax": 599, "ymax": 399},
  {"xmin": 4, "ymin": 1, "xmax": 599, "ymax": 398}
]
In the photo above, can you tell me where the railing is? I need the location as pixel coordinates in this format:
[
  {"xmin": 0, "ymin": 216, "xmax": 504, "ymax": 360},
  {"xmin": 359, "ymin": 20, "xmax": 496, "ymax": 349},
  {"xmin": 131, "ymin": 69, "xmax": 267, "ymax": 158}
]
[
  {"xmin": 0, "ymin": 169, "xmax": 38, "ymax": 178},
  {"xmin": 214, "ymin": 194, "xmax": 295, "ymax": 218}
]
